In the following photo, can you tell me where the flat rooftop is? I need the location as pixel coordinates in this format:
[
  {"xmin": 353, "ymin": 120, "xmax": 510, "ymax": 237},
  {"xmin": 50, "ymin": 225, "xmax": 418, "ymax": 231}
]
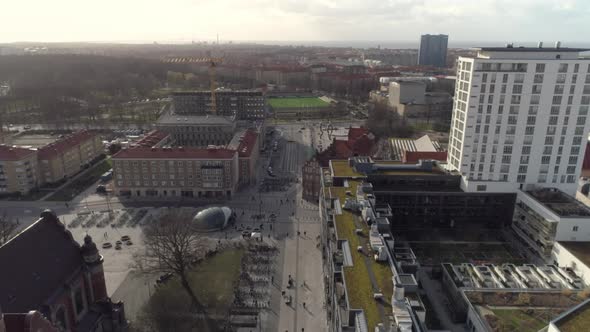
[
  {"xmin": 526, "ymin": 188, "xmax": 590, "ymax": 217},
  {"xmin": 554, "ymin": 299, "xmax": 590, "ymax": 332},
  {"xmin": 474, "ymin": 47, "xmax": 590, "ymax": 53},
  {"xmin": 10, "ymin": 133, "xmax": 61, "ymax": 148},
  {"xmin": 465, "ymin": 290, "xmax": 584, "ymax": 332},
  {"xmin": 331, "ymin": 158, "xmax": 447, "ymax": 178},
  {"xmin": 330, "ymin": 160, "xmax": 367, "ymax": 178},
  {"xmin": 444, "ymin": 263, "xmax": 583, "ymax": 290},
  {"xmin": 156, "ymin": 113, "xmax": 235, "ymax": 126},
  {"xmin": 327, "ymin": 180, "xmax": 393, "ymax": 331},
  {"xmin": 558, "ymin": 242, "xmax": 590, "ymax": 268}
]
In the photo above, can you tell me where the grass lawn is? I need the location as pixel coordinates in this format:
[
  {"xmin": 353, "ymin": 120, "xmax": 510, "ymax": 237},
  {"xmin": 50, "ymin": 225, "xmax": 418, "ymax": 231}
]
[
  {"xmin": 330, "ymin": 160, "xmax": 365, "ymax": 178},
  {"xmin": 187, "ymin": 249, "xmax": 244, "ymax": 312},
  {"xmin": 268, "ymin": 97, "xmax": 330, "ymax": 109},
  {"xmin": 491, "ymin": 308, "xmax": 560, "ymax": 332},
  {"xmin": 143, "ymin": 249, "xmax": 245, "ymax": 330},
  {"xmin": 45, "ymin": 158, "xmax": 111, "ymax": 201},
  {"xmin": 556, "ymin": 304, "xmax": 590, "ymax": 331}
]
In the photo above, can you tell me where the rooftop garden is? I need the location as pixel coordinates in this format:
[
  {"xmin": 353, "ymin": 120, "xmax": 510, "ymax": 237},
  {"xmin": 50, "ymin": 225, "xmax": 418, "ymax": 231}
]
[
  {"xmin": 332, "ymin": 181, "xmax": 393, "ymax": 331},
  {"xmin": 487, "ymin": 308, "xmax": 561, "ymax": 332},
  {"xmin": 330, "ymin": 160, "xmax": 365, "ymax": 178},
  {"xmin": 556, "ymin": 301, "xmax": 590, "ymax": 332}
]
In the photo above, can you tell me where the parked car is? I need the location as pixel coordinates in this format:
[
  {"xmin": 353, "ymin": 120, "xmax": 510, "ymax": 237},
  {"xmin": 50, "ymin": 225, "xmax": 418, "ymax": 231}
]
[{"xmin": 96, "ymin": 185, "xmax": 107, "ymax": 194}]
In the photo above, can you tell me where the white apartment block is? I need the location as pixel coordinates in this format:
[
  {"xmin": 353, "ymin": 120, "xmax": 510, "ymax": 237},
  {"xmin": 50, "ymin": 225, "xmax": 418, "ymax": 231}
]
[{"xmin": 448, "ymin": 46, "xmax": 590, "ymax": 195}]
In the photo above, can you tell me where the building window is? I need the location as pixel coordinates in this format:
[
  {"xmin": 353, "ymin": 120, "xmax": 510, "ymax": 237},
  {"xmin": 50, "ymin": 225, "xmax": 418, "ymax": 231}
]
[
  {"xmin": 573, "ymin": 226, "xmax": 579, "ymax": 232},
  {"xmin": 558, "ymin": 63, "xmax": 569, "ymax": 73},
  {"xmin": 476, "ymin": 185, "xmax": 487, "ymax": 192},
  {"xmin": 535, "ymin": 63, "xmax": 545, "ymax": 73}
]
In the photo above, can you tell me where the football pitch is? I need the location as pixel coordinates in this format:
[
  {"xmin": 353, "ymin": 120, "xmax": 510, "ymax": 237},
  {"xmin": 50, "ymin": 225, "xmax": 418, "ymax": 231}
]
[{"xmin": 268, "ymin": 97, "xmax": 330, "ymax": 109}]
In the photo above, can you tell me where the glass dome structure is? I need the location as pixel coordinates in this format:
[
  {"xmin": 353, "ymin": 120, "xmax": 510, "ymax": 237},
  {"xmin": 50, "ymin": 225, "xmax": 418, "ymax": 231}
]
[{"xmin": 192, "ymin": 206, "xmax": 232, "ymax": 232}]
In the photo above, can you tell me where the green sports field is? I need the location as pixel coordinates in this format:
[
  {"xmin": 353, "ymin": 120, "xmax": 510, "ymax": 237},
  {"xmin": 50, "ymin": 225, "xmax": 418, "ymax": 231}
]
[{"xmin": 268, "ymin": 97, "xmax": 330, "ymax": 109}]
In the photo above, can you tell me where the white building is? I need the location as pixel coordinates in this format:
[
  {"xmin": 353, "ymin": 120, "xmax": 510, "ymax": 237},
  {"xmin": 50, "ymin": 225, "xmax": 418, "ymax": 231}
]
[
  {"xmin": 447, "ymin": 45, "xmax": 590, "ymax": 195},
  {"xmin": 552, "ymin": 241, "xmax": 590, "ymax": 287},
  {"xmin": 512, "ymin": 187, "xmax": 590, "ymax": 260}
]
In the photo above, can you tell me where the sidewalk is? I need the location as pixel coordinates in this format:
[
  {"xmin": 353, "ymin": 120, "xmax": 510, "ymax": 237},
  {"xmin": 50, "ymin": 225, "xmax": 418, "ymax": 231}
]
[{"xmin": 277, "ymin": 217, "xmax": 328, "ymax": 332}]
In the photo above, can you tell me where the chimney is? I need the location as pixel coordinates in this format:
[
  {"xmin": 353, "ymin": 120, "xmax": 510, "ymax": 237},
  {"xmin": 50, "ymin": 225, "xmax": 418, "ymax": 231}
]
[
  {"xmin": 555, "ymin": 41, "xmax": 562, "ymax": 48},
  {"xmin": 538, "ymin": 41, "xmax": 543, "ymax": 48}
]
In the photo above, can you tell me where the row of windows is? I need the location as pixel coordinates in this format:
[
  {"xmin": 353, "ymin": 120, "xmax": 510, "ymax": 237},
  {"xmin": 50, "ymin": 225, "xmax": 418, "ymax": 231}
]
[
  {"xmin": 469, "ymin": 172, "xmax": 577, "ymax": 184},
  {"xmin": 477, "ymin": 62, "xmax": 587, "ymax": 74},
  {"xmin": 116, "ymin": 179, "xmax": 226, "ymax": 187}
]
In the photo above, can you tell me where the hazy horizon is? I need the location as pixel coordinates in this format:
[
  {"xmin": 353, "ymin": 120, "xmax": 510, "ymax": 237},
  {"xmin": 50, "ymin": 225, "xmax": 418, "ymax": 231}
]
[
  {"xmin": 2, "ymin": 40, "xmax": 589, "ymax": 50},
  {"xmin": 3, "ymin": 0, "xmax": 589, "ymax": 45}
]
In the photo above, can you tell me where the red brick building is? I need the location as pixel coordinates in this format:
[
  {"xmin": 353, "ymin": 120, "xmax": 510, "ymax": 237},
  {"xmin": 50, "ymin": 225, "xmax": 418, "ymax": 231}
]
[
  {"xmin": 317, "ymin": 127, "xmax": 375, "ymax": 167},
  {"xmin": 235, "ymin": 129, "xmax": 260, "ymax": 188},
  {"xmin": 0, "ymin": 210, "xmax": 126, "ymax": 332}
]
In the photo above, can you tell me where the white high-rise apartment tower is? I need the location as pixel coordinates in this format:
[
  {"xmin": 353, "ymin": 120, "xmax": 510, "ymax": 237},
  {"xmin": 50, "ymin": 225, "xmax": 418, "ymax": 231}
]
[{"xmin": 448, "ymin": 45, "xmax": 590, "ymax": 195}]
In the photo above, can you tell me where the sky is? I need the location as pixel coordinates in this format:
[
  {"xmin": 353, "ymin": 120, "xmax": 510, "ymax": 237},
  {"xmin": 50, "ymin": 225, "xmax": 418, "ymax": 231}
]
[{"xmin": 2, "ymin": 0, "xmax": 589, "ymax": 44}]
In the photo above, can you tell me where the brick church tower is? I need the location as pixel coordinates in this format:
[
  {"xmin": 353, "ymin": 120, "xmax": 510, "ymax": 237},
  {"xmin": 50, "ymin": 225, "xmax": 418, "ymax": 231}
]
[{"xmin": 80, "ymin": 234, "xmax": 108, "ymax": 301}]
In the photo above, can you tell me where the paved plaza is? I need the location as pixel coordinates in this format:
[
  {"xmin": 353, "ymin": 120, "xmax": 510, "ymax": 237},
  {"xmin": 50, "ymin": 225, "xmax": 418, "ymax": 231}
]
[{"xmin": 0, "ymin": 121, "xmax": 341, "ymax": 331}]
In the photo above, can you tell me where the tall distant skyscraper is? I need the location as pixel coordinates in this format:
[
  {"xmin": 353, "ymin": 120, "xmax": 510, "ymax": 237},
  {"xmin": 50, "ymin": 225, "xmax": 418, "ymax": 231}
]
[
  {"xmin": 447, "ymin": 45, "xmax": 590, "ymax": 195},
  {"xmin": 418, "ymin": 34, "xmax": 448, "ymax": 67}
]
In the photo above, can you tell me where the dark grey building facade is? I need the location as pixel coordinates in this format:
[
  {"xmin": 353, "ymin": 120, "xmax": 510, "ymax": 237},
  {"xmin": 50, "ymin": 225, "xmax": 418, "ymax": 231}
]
[
  {"xmin": 172, "ymin": 90, "xmax": 265, "ymax": 120},
  {"xmin": 418, "ymin": 34, "xmax": 449, "ymax": 67}
]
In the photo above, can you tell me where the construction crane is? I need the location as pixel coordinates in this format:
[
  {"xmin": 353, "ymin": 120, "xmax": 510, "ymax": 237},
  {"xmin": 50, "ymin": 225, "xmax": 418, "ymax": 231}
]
[{"xmin": 162, "ymin": 56, "xmax": 223, "ymax": 114}]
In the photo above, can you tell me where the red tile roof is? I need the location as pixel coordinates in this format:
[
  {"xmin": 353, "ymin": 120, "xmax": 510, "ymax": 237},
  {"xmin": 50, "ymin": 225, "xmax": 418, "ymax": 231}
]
[
  {"xmin": 237, "ymin": 129, "xmax": 258, "ymax": 158},
  {"xmin": 37, "ymin": 130, "xmax": 97, "ymax": 159},
  {"xmin": 317, "ymin": 127, "xmax": 375, "ymax": 167},
  {"xmin": 0, "ymin": 145, "xmax": 36, "ymax": 161},
  {"xmin": 350, "ymin": 134, "xmax": 374, "ymax": 156},
  {"xmin": 134, "ymin": 130, "xmax": 169, "ymax": 148},
  {"xmin": 347, "ymin": 127, "xmax": 369, "ymax": 141},
  {"xmin": 113, "ymin": 147, "xmax": 236, "ymax": 159}
]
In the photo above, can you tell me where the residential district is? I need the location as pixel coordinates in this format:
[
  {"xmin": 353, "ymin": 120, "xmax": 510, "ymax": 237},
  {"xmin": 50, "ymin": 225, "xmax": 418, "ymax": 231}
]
[{"xmin": 2, "ymin": 37, "xmax": 590, "ymax": 332}]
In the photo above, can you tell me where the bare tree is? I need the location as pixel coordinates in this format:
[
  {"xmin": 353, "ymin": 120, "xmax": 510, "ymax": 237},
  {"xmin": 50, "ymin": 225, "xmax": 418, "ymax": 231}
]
[
  {"xmin": 134, "ymin": 210, "xmax": 215, "ymax": 330},
  {"xmin": 366, "ymin": 101, "xmax": 415, "ymax": 139},
  {"xmin": 0, "ymin": 213, "xmax": 18, "ymax": 246}
]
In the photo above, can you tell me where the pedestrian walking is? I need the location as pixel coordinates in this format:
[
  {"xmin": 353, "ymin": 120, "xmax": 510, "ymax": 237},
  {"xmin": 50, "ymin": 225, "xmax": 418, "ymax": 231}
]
[{"xmin": 304, "ymin": 231, "xmax": 306, "ymax": 236}]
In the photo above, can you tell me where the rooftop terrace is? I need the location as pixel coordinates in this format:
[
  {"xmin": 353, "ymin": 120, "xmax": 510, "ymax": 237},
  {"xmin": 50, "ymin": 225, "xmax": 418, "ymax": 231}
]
[
  {"xmin": 526, "ymin": 188, "xmax": 590, "ymax": 217},
  {"xmin": 327, "ymin": 180, "xmax": 394, "ymax": 331},
  {"xmin": 557, "ymin": 242, "xmax": 590, "ymax": 269},
  {"xmin": 554, "ymin": 299, "xmax": 590, "ymax": 332},
  {"xmin": 330, "ymin": 160, "xmax": 366, "ymax": 178}
]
